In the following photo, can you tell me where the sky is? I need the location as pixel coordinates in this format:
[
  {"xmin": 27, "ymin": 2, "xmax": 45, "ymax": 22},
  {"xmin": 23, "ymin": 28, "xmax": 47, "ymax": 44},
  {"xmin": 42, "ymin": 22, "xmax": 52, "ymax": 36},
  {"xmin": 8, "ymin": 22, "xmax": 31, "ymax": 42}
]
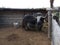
[{"xmin": 0, "ymin": 0, "xmax": 60, "ymax": 9}]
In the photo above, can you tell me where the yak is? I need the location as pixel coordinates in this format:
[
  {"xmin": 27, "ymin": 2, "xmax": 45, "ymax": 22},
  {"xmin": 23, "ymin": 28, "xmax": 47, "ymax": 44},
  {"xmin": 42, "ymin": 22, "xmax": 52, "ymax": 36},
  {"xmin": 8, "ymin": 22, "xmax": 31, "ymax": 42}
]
[{"xmin": 22, "ymin": 14, "xmax": 45, "ymax": 31}]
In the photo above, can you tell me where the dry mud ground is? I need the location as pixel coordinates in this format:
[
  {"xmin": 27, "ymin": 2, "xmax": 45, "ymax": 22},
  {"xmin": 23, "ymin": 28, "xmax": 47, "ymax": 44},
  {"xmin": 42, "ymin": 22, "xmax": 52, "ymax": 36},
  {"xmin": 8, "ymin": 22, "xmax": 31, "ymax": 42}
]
[{"xmin": 0, "ymin": 27, "xmax": 51, "ymax": 45}]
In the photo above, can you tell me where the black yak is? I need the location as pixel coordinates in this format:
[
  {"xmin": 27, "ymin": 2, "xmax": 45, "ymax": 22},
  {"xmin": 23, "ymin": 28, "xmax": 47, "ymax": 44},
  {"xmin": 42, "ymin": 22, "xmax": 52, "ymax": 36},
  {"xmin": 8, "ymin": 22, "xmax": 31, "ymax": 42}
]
[{"xmin": 22, "ymin": 14, "xmax": 45, "ymax": 31}]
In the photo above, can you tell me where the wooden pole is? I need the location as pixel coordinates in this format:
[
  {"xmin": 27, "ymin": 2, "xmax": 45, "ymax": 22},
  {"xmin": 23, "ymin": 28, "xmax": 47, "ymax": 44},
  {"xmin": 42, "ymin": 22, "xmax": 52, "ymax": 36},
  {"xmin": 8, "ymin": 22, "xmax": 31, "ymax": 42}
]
[
  {"xmin": 47, "ymin": 9, "xmax": 52, "ymax": 39},
  {"xmin": 48, "ymin": 0, "xmax": 54, "ymax": 39},
  {"xmin": 50, "ymin": 0, "xmax": 54, "ymax": 8}
]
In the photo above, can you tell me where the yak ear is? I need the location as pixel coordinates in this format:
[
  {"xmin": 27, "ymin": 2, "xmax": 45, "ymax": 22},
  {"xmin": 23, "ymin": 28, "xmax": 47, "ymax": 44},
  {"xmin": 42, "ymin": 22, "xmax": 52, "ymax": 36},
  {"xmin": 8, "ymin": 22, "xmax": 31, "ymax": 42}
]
[
  {"xmin": 40, "ymin": 17, "xmax": 45, "ymax": 21},
  {"xmin": 42, "ymin": 17, "xmax": 45, "ymax": 20}
]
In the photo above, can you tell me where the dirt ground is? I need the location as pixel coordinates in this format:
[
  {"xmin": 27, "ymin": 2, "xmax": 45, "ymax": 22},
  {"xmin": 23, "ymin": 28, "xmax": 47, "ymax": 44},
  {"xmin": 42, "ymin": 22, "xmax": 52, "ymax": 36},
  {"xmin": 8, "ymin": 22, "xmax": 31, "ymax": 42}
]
[{"xmin": 0, "ymin": 27, "xmax": 51, "ymax": 45}]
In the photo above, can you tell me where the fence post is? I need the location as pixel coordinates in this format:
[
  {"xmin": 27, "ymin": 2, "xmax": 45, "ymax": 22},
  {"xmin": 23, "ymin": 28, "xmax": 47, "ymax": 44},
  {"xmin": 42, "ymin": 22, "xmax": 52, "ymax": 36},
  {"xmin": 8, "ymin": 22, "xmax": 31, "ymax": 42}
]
[
  {"xmin": 46, "ymin": 8, "xmax": 52, "ymax": 39},
  {"xmin": 47, "ymin": 9, "xmax": 52, "ymax": 39}
]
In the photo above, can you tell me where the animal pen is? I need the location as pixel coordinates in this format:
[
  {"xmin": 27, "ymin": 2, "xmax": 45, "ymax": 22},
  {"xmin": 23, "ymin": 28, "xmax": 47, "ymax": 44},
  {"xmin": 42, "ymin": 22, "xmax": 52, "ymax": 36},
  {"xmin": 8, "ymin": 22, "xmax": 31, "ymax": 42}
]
[{"xmin": 1, "ymin": 8, "xmax": 60, "ymax": 45}]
